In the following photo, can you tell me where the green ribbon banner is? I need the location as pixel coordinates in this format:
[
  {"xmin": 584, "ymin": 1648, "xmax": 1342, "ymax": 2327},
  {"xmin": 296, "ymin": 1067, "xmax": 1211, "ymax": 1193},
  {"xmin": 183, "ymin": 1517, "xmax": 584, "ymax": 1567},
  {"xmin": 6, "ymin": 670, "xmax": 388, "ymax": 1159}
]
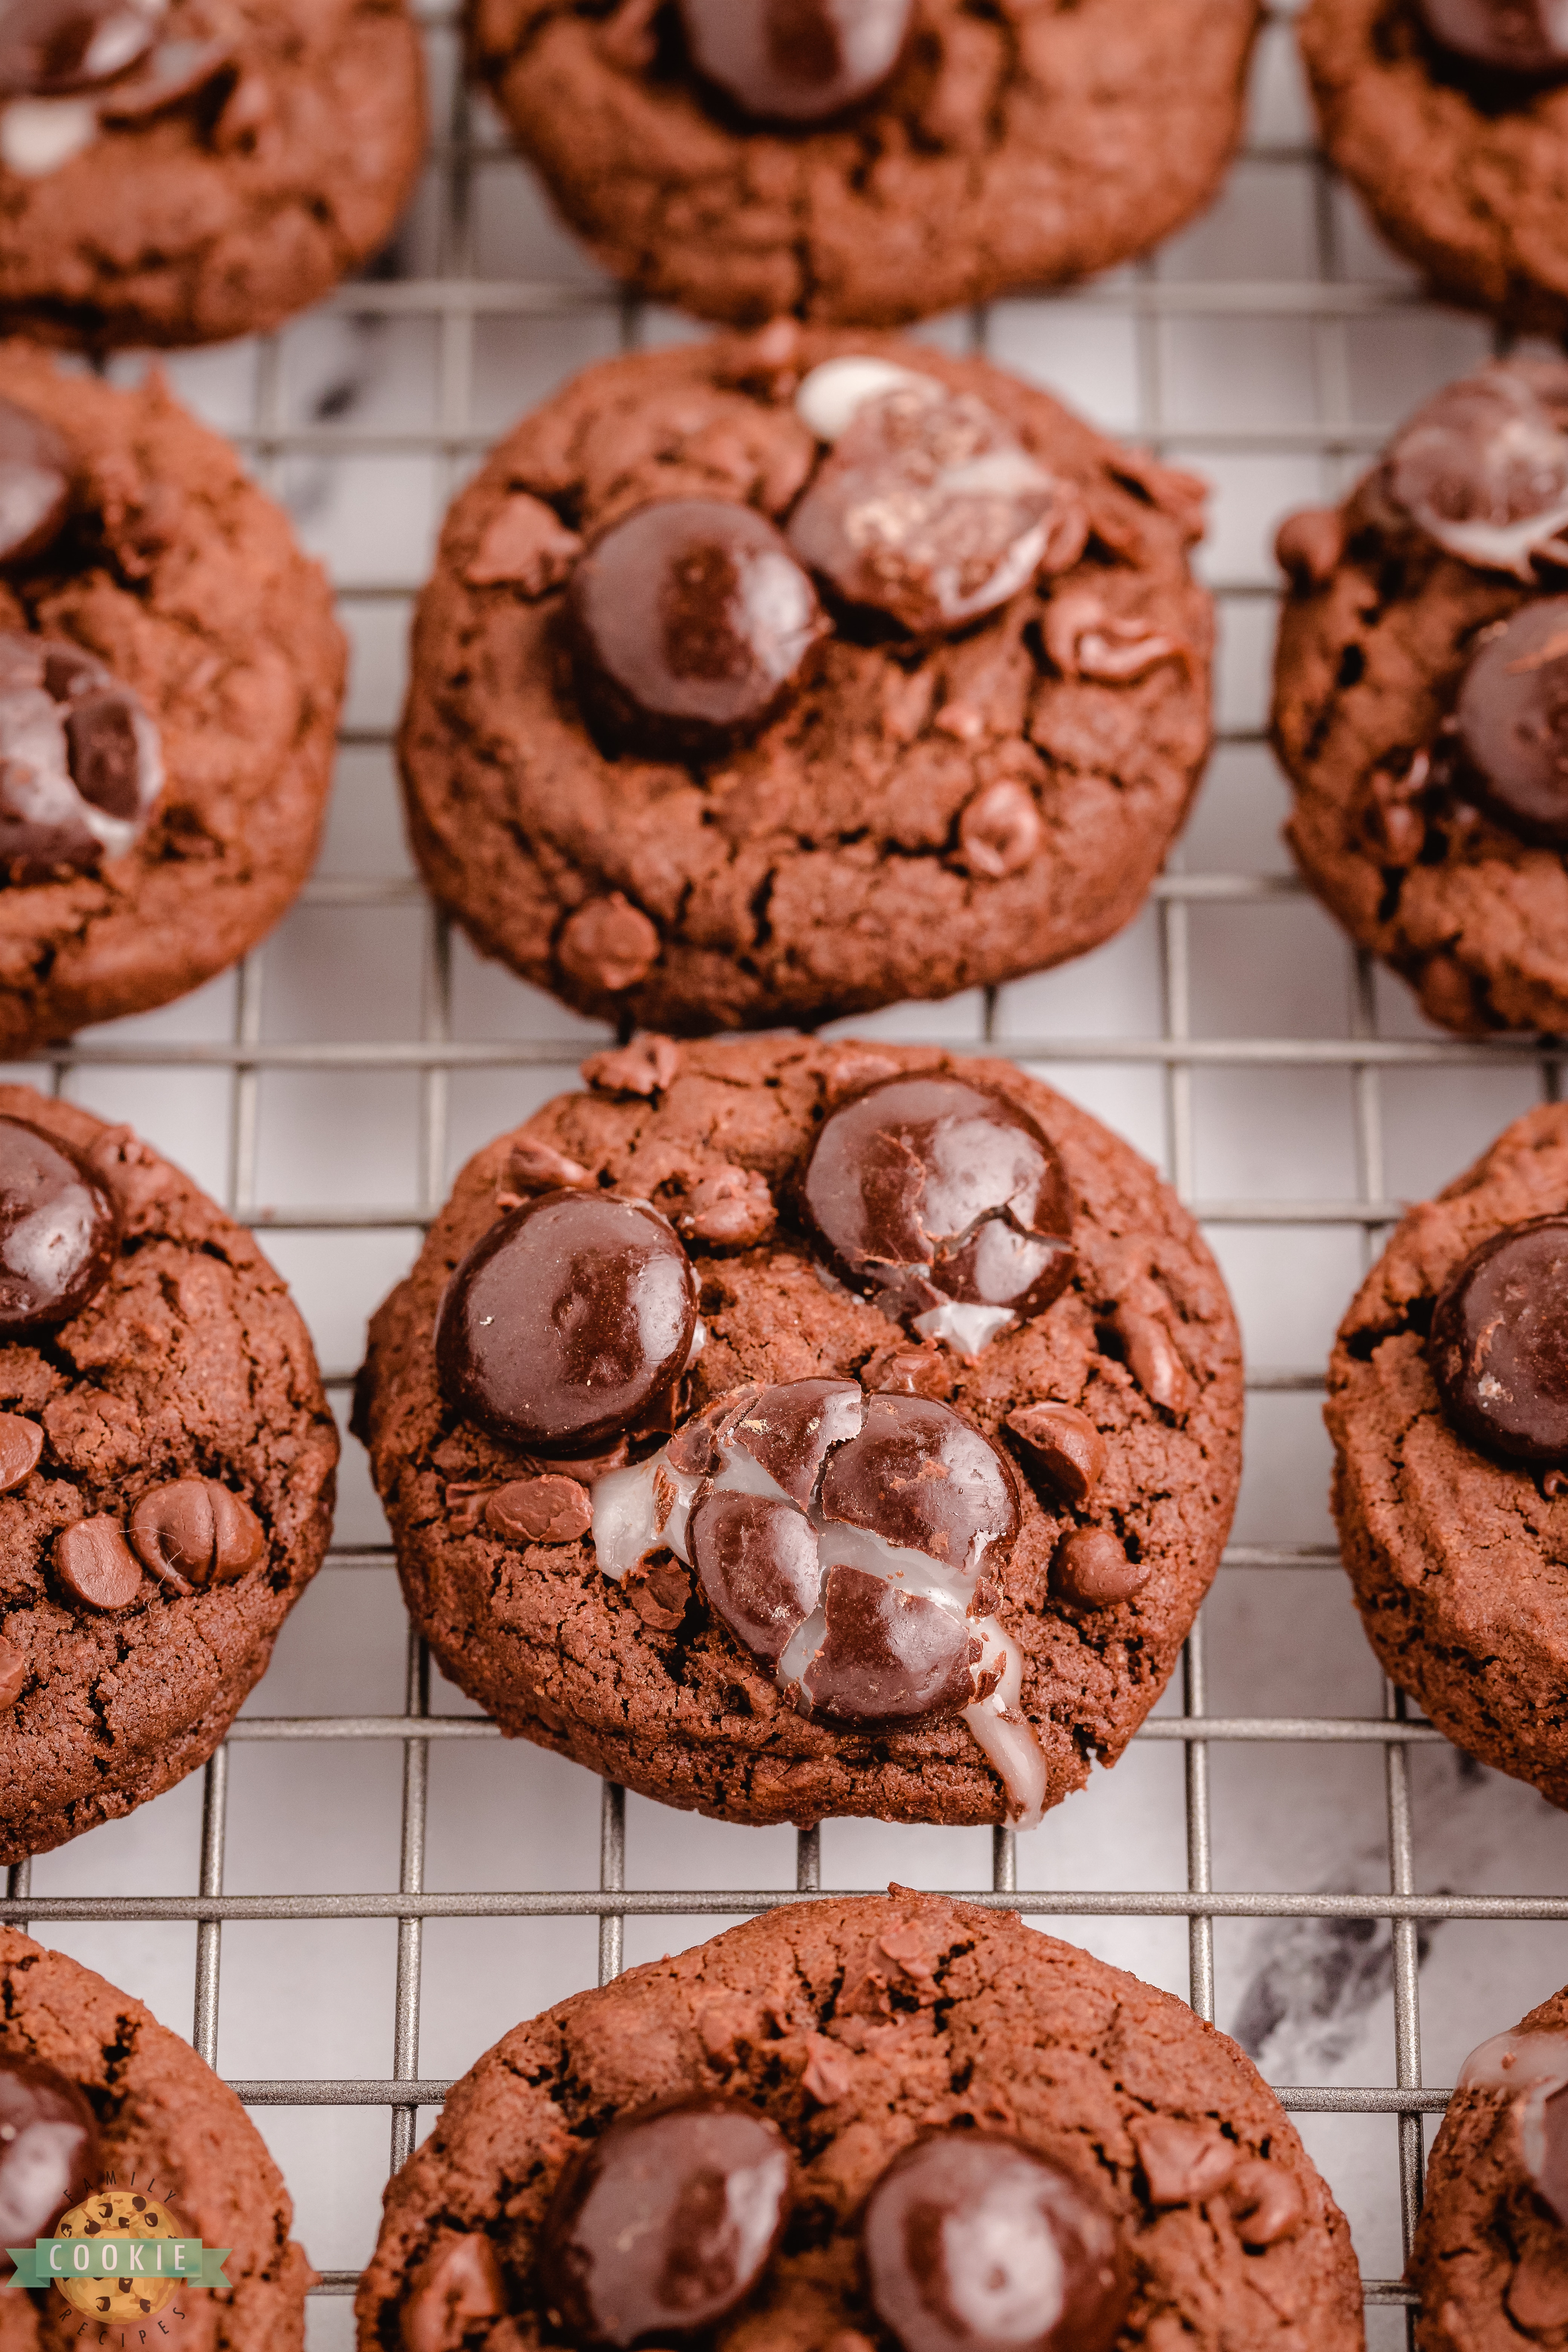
[{"xmin": 6, "ymin": 2239, "xmax": 231, "ymax": 2288}]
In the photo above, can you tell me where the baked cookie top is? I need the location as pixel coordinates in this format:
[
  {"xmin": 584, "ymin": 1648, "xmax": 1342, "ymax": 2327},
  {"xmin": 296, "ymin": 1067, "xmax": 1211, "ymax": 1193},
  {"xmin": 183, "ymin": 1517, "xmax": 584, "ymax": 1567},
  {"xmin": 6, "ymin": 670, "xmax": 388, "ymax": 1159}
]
[
  {"xmin": 467, "ymin": 0, "xmax": 1261, "ymax": 328},
  {"xmin": 0, "ymin": 1083, "xmax": 338, "ymax": 1863},
  {"xmin": 0, "ymin": 0, "xmax": 427, "ymax": 348},
  {"xmin": 400, "ymin": 325, "xmax": 1214, "ymax": 1034},
  {"xmin": 356, "ymin": 1035, "xmax": 1242, "ymax": 1831},
  {"xmin": 355, "ymin": 1890, "xmax": 1364, "ymax": 2352}
]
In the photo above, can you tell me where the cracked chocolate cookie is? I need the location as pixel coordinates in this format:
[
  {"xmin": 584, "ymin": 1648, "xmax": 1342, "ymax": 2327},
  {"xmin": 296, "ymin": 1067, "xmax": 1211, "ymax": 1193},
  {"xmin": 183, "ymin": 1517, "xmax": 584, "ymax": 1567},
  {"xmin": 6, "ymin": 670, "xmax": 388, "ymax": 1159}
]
[
  {"xmin": 0, "ymin": 342, "xmax": 345, "ymax": 1051},
  {"xmin": 0, "ymin": 0, "xmax": 426, "ymax": 349},
  {"xmin": 0, "ymin": 1083, "xmax": 337, "ymax": 1862},
  {"xmin": 354, "ymin": 1889, "xmax": 1363, "ymax": 2352},
  {"xmin": 0, "ymin": 1926, "xmax": 312, "ymax": 2347},
  {"xmin": 1300, "ymin": 0, "xmax": 1568, "ymax": 337},
  {"xmin": 1414, "ymin": 1983, "xmax": 1568, "ymax": 2350},
  {"xmin": 1327, "ymin": 1099, "xmax": 1568, "ymax": 1807},
  {"xmin": 400, "ymin": 326, "xmax": 1215, "ymax": 1034},
  {"xmin": 1269, "ymin": 355, "xmax": 1568, "ymax": 1034},
  {"xmin": 355, "ymin": 1035, "xmax": 1242, "ymax": 1830},
  {"xmin": 465, "ymin": 0, "xmax": 1261, "ymax": 329}
]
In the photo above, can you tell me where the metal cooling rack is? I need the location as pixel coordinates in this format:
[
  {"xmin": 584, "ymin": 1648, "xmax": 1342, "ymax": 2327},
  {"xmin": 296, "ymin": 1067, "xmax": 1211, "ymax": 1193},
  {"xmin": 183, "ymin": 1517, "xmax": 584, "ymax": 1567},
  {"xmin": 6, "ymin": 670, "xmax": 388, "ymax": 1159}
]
[{"xmin": 3, "ymin": 3, "xmax": 1566, "ymax": 2341}]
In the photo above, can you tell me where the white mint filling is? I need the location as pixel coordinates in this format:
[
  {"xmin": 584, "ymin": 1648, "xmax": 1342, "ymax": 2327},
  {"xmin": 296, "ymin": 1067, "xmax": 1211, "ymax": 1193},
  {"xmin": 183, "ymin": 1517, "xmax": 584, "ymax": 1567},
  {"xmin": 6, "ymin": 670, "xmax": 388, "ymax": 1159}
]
[
  {"xmin": 0, "ymin": 99, "xmax": 99, "ymax": 177},
  {"xmin": 794, "ymin": 357, "xmax": 943, "ymax": 444},
  {"xmin": 912, "ymin": 1300, "xmax": 1018, "ymax": 1357}
]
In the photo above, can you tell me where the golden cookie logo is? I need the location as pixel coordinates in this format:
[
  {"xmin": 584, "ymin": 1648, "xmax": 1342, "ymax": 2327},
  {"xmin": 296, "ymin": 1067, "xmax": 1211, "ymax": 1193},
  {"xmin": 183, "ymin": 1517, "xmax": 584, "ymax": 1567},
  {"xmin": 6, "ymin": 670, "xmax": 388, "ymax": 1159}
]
[{"xmin": 6, "ymin": 2173, "xmax": 230, "ymax": 2341}]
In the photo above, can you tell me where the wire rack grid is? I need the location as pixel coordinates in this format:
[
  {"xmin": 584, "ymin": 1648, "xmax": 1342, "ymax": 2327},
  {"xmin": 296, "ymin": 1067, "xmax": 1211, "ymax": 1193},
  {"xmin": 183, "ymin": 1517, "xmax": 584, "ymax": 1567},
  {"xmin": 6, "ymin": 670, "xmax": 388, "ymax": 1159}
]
[{"xmin": 0, "ymin": 3, "xmax": 1564, "ymax": 2345}]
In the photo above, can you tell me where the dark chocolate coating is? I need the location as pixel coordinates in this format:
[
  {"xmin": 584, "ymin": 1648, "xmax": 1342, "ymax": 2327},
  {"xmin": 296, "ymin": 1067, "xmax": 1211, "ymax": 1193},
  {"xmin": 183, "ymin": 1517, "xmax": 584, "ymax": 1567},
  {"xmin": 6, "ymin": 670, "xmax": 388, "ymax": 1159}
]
[
  {"xmin": 801, "ymin": 1562, "xmax": 977, "ymax": 1724},
  {"xmin": 0, "ymin": 632, "xmax": 164, "ymax": 881},
  {"xmin": 539, "ymin": 2097, "xmax": 792, "ymax": 2346},
  {"xmin": 801, "ymin": 1074, "xmax": 1074, "ymax": 1328},
  {"xmin": 1416, "ymin": 0, "xmax": 1568, "ymax": 74},
  {"xmin": 677, "ymin": 0, "xmax": 911, "ymax": 123},
  {"xmin": 567, "ymin": 499, "xmax": 825, "ymax": 759},
  {"xmin": 1430, "ymin": 1215, "xmax": 1568, "ymax": 1462},
  {"xmin": 1384, "ymin": 363, "xmax": 1568, "ymax": 566},
  {"xmin": 0, "ymin": 1112, "xmax": 118, "ymax": 1332},
  {"xmin": 0, "ymin": 397, "xmax": 71, "ymax": 568},
  {"xmin": 435, "ymin": 1190, "xmax": 698, "ymax": 1455},
  {"xmin": 817, "ymin": 1391, "xmax": 1019, "ymax": 1574},
  {"xmin": 689, "ymin": 1488, "xmax": 821, "ymax": 1665},
  {"xmin": 861, "ymin": 2131, "xmax": 1130, "ymax": 2352},
  {"xmin": 717, "ymin": 1375, "xmax": 860, "ymax": 1505},
  {"xmin": 0, "ymin": 0, "xmax": 162, "ymax": 96},
  {"xmin": 1454, "ymin": 599, "xmax": 1568, "ymax": 845},
  {"xmin": 0, "ymin": 2052, "xmax": 100, "ymax": 2248}
]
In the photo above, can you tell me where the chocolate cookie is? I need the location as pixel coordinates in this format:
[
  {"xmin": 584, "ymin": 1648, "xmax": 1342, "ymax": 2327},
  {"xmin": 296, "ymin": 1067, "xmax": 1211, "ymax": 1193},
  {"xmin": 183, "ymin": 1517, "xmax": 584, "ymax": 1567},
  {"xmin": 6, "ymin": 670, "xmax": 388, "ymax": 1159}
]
[
  {"xmin": 0, "ymin": 1083, "xmax": 337, "ymax": 1862},
  {"xmin": 1326, "ymin": 1099, "xmax": 1568, "ymax": 1807},
  {"xmin": 465, "ymin": 0, "xmax": 1261, "ymax": 329},
  {"xmin": 1269, "ymin": 355, "xmax": 1568, "ymax": 1035},
  {"xmin": 0, "ymin": 0, "xmax": 426, "ymax": 349},
  {"xmin": 400, "ymin": 327, "xmax": 1214, "ymax": 1035},
  {"xmin": 1412, "ymin": 1983, "xmax": 1568, "ymax": 2350},
  {"xmin": 0, "ymin": 1928, "xmax": 311, "ymax": 2347},
  {"xmin": 355, "ymin": 1035, "xmax": 1242, "ymax": 1830},
  {"xmin": 0, "ymin": 342, "xmax": 345, "ymax": 1051},
  {"xmin": 355, "ymin": 1890, "xmax": 1363, "ymax": 2352},
  {"xmin": 1300, "ymin": 0, "xmax": 1568, "ymax": 337}
]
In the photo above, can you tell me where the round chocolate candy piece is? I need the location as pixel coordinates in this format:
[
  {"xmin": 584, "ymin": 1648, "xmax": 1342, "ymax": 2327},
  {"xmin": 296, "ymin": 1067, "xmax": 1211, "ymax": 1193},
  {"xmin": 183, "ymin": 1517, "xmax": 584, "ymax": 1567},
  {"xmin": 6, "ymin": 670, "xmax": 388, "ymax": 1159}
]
[
  {"xmin": 1430, "ymin": 1214, "xmax": 1568, "ymax": 1462},
  {"xmin": 801, "ymin": 1561, "xmax": 980, "ymax": 1724},
  {"xmin": 0, "ymin": 1113, "xmax": 117, "ymax": 1332},
  {"xmin": 128, "ymin": 1478, "xmax": 266, "ymax": 1592},
  {"xmin": 1416, "ymin": 0, "xmax": 1568, "ymax": 74},
  {"xmin": 539, "ymin": 2098, "xmax": 792, "ymax": 2346},
  {"xmin": 818, "ymin": 1391, "xmax": 1019, "ymax": 1576},
  {"xmin": 1383, "ymin": 362, "xmax": 1568, "ymax": 577},
  {"xmin": 787, "ymin": 383, "xmax": 1063, "ymax": 637},
  {"xmin": 435, "ymin": 1190, "xmax": 698, "ymax": 1456},
  {"xmin": 0, "ymin": 0, "xmax": 164, "ymax": 96},
  {"xmin": 862, "ymin": 2131, "xmax": 1130, "ymax": 2352},
  {"xmin": 0, "ymin": 2052, "xmax": 99, "ymax": 2247},
  {"xmin": 0, "ymin": 397, "xmax": 71, "ymax": 569},
  {"xmin": 1454, "ymin": 599, "xmax": 1568, "ymax": 844},
  {"xmin": 689, "ymin": 1488, "xmax": 822, "ymax": 1666},
  {"xmin": 801, "ymin": 1074, "xmax": 1074, "ymax": 1341},
  {"xmin": 568, "ymin": 500, "xmax": 825, "ymax": 759},
  {"xmin": 0, "ymin": 633, "xmax": 164, "ymax": 881},
  {"xmin": 678, "ymin": 0, "xmax": 911, "ymax": 123}
]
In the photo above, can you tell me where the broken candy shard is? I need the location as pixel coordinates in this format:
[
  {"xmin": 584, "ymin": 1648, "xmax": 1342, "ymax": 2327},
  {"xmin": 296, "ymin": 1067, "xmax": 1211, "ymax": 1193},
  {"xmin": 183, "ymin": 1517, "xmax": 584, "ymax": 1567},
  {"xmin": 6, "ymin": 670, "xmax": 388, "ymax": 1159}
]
[
  {"xmin": 818, "ymin": 1392, "xmax": 1019, "ymax": 1574},
  {"xmin": 721, "ymin": 1375, "xmax": 862, "ymax": 1505},
  {"xmin": 689, "ymin": 1488, "xmax": 822, "ymax": 1666},
  {"xmin": 799, "ymin": 1562, "xmax": 978, "ymax": 1724}
]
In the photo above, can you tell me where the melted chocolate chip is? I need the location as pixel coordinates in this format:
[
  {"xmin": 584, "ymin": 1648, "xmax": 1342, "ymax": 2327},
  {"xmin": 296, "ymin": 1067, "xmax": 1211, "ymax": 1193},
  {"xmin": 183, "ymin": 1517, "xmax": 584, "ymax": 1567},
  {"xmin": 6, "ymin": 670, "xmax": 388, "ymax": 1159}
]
[
  {"xmin": 127, "ymin": 1479, "xmax": 266, "ymax": 1592},
  {"xmin": 55, "ymin": 1516, "xmax": 141, "ymax": 1611},
  {"xmin": 678, "ymin": 0, "xmax": 911, "ymax": 122},
  {"xmin": 1006, "ymin": 1403, "xmax": 1105, "ymax": 1507},
  {"xmin": 689, "ymin": 1488, "xmax": 822, "ymax": 1665},
  {"xmin": 0, "ymin": 1411, "xmax": 40, "ymax": 1492},
  {"xmin": 0, "ymin": 0, "xmax": 162, "ymax": 95},
  {"xmin": 801, "ymin": 1074, "xmax": 1074, "ymax": 1341},
  {"xmin": 568, "ymin": 500, "xmax": 825, "ymax": 758},
  {"xmin": 0, "ymin": 2053, "xmax": 99, "ymax": 2247},
  {"xmin": 0, "ymin": 633, "xmax": 163, "ymax": 881},
  {"xmin": 787, "ymin": 384, "xmax": 1064, "ymax": 637},
  {"xmin": 0, "ymin": 397, "xmax": 71, "ymax": 568},
  {"xmin": 861, "ymin": 2132, "xmax": 1130, "ymax": 2352},
  {"xmin": 1430, "ymin": 1216, "xmax": 1568, "ymax": 1462},
  {"xmin": 539, "ymin": 2099, "xmax": 792, "ymax": 2347},
  {"xmin": 435, "ymin": 1190, "xmax": 698, "ymax": 1456},
  {"xmin": 817, "ymin": 1392, "xmax": 1019, "ymax": 1574},
  {"xmin": 0, "ymin": 1113, "xmax": 117, "ymax": 1332},
  {"xmin": 801, "ymin": 1562, "xmax": 979, "ymax": 1723},
  {"xmin": 1416, "ymin": 0, "xmax": 1568, "ymax": 74},
  {"xmin": 1383, "ymin": 362, "xmax": 1568, "ymax": 576},
  {"xmin": 1453, "ymin": 599, "xmax": 1568, "ymax": 843},
  {"xmin": 401, "ymin": 2235, "xmax": 508, "ymax": 2352}
]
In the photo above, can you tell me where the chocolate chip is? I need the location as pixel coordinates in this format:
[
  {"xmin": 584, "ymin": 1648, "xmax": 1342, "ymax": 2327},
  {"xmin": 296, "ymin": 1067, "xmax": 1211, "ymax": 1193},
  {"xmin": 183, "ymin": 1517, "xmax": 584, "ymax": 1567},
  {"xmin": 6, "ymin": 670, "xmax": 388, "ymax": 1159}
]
[
  {"xmin": 958, "ymin": 776, "xmax": 1041, "ymax": 878},
  {"xmin": 690, "ymin": 1488, "xmax": 822, "ymax": 1664},
  {"xmin": 503, "ymin": 1138, "xmax": 593, "ymax": 1196},
  {"xmin": 801, "ymin": 1562, "xmax": 979, "ymax": 1724},
  {"xmin": 568, "ymin": 499, "xmax": 825, "ymax": 757},
  {"xmin": 1006, "ymin": 1403, "xmax": 1106, "ymax": 1506},
  {"xmin": 401, "ymin": 2233, "xmax": 507, "ymax": 2352},
  {"xmin": 1383, "ymin": 361, "xmax": 1568, "ymax": 574},
  {"xmin": 1415, "ymin": 0, "xmax": 1568, "ymax": 72},
  {"xmin": 0, "ymin": 1637, "xmax": 25, "ymax": 1709},
  {"xmin": 95, "ymin": 34, "xmax": 232, "ymax": 118},
  {"xmin": 788, "ymin": 383, "xmax": 1068, "ymax": 638},
  {"xmin": 678, "ymin": 0, "xmax": 911, "ymax": 121},
  {"xmin": 0, "ymin": 632, "xmax": 163, "ymax": 880},
  {"xmin": 484, "ymin": 1475, "xmax": 592, "ymax": 1546},
  {"xmin": 0, "ymin": 1113, "xmax": 118, "ymax": 1332},
  {"xmin": 556, "ymin": 893, "xmax": 660, "ymax": 997},
  {"xmin": 539, "ymin": 2099, "xmax": 792, "ymax": 2344},
  {"xmin": 0, "ymin": 0, "xmax": 161, "ymax": 96},
  {"xmin": 1227, "ymin": 2159, "xmax": 1304, "ymax": 2249},
  {"xmin": 1052, "ymin": 1527, "xmax": 1147, "ymax": 1610},
  {"xmin": 0, "ymin": 1413, "xmax": 41, "ymax": 1493},
  {"xmin": 818, "ymin": 1391, "xmax": 1019, "ymax": 1572},
  {"xmin": 1452, "ymin": 599, "xmax": 1568, "ymax": 844},
  {"xmin": 1113, "ymin": 1299, "xmax": 1193, "ymax": 1418},
  {"xmin": 623, "ymin": 1554, "xmax": 691, "ymax": 1630},
  {"xmin": 675, "ymin": 1164, "xmax": 776, "ymax": 1249},
  {"xmin": 436, "ymin": 1191, "xmax": 698, "ymax": 1456},
  {"xmin": 861, "ymin": 1341, "xmax": 953, "ymax": 1400},
  {"xmin": 861, "ymin": 2131, "xmax": 1130, "ymax": 2352},
  {"xmin": 1043, "ymin": 588, "xmax": 1187, "ymax": 683},
  {"xmin": 128, "ymin": 1478, "xmax": 265, "ymax": 1591},
  {"xmin": 0, "ymin": 397, "xmax": 71, "ymax": 568},
  {"xmin": 464, "ymin": 492, "xmax": 582, "ymax": 593},
  {"xmin": 0, "ymin": 2053, "xmax": 99, "ymax": 2247},
  {"xmin": 1275, "ymin": 505, "xmax": 1345, "ymax": 590},
  {"xmin": 1430, "ymin": 1216, "xmax": 1568, "ymax": 1462},
  {"xmin": 580, "ymin": 1034, "xmax": 682, "ymax": 1098},
  {"xmin": 801, "ymin": 1073, "xmax": 1074, "ymax": 1346},
  {"xmin": 55, "ymin": 1516, "xmax": 142, "ymax": 1611},
  {"xmin": 1134, "ymin": 2118, "xmax": 1236, "ymax": 2207}
]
